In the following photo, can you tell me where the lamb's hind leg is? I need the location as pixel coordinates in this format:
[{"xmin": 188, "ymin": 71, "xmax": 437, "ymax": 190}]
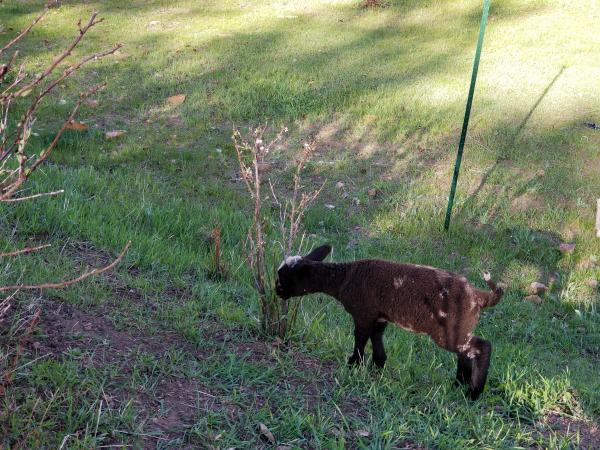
[
  {"xmin": 460, "ymin": 336, "xmax": 492, "ymax": 400},
  {"xmin": 370, "ymin": 320, "xmax": 388, "ymax": 368},
  {"xmin": 348, "ymin": 320, "xmax": 372, "ymax": 367}
]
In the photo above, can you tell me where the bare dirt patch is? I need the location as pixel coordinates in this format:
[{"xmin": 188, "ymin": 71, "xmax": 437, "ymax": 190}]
[
  {"xmin": 16, "ymin": 292, "xmax": 429, "ymax": 448},
  {"xmin": 32, "ymin": 298, "xmax": 177, "ymax": 367},
  {"xmin": 135, "ymin": 377, "xmax": 240, "ymax": 448},
  {"xmin": 29, "ymin": 299, "xmax": 227, "ymax": 446},
  {"xmin": 538, "ymin": 412, "xmax": 600, "ymax": 450},
  {"xmin": 511, "ymin": 192, "xmax": 546, "ymax": 213},
  {"xmin": 25, "ymin": 297, "xmax": 355, "ymax": 439}
]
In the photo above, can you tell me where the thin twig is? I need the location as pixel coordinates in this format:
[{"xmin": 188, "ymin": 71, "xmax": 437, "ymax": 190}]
[
  {"xmin": 3, "ymin": 353, "xmax": 51, "ymax": 377},
  {"xmin": 0, "ymin": 244, "xmax": 51, "ymax": 257},
  {"xmin": 0, "ymin": 51, "xmax": 20, "ymax": 83},
  {"xmin": 0, "ymin": 241, "xmax": 131, "ymax": 292},
  {"xmin": 197, "ymin": 389, "xmax": 216, "ymax": 398},
  {"xmin": 1, "ymin": 84, "xmax": 106, "ymax": 198},
  {"xmin": 0, "ymin": 190, "xmax": 64, "ymax": 203},
  {"xmin": 97, "ymin": 446, "xmax": 133, "ymax": 448},
  {"xmin": 0, "ymin": 290, "xmax": 19, "ymax": 321},
  {"xmin": 0, "ymin": 7, "xmax": 48, "ymax": 57},
  {"xmin": 113, "ymin": 430, "xmax": 168, "ymax": 440},
  {"xmin": 0, "ymin": 11, "xmax": 120, "ymax": 199},
  {"xmin": 7, "ymin": 12, "xmax": 112, "ymax": 99}
]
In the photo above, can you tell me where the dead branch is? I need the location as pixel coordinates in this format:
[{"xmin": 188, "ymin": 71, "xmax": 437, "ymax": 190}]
[
  {"xmin": 0, "ymin": 241, "xmax": 130, "ymax": 292},
  {"xmin": 0, "ymin": 6, "xmax": 48, "ymax": 58},
  {"xmin": 0, "ymin": 51, "xmax": 19, "ymax": 83},
  {"xmin": 0, "ymin": 9, "xmax": 121, "ymax": 201},
  {"xmin": 0, "ymin": 83, "xmax": 106, "ymax": 199},
  {"xmin": 0, "ymin": 8, "xmax": 129, "ymax": 403},
  {"xmin": 0, "ymin": 290, "xmax": 19, "ymax": 323},
  {"xmin": 4, "ymin": 11, "xmax": 112, "ymax": 100},
  {"xmin": 0, "ymin": 189, "xmax": 64, "ymax": 203},
  {"xmin": 234, "ymin": 126, "xmax": 322, "ymax": 338},
  {"xmin": 0, "ymin": 244, "xmax": 50, "ymax": 258},
  {"xmin": 283, "ymin": 142, "xmax": 324, "ymax": 255},
  {"xmin": 7, "ymin": 43, "xmax": 121, "ymax": 115}
]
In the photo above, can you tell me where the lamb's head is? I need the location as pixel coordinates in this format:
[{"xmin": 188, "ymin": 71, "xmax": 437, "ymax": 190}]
[{"xmin": 275, "ymin": 245, "xmax": 332, "ymax": 299}]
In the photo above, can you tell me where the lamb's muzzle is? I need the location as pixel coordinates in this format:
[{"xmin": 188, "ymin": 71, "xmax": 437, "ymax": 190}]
[{"xmin": 276, "ymin": 245, "xmax": 505, "ymax": 400}]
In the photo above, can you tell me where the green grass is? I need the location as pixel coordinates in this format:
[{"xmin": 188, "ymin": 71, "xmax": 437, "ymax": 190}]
[{"xmin": 1, "ymin": 0, "xmax": 599, "ymax": 448}]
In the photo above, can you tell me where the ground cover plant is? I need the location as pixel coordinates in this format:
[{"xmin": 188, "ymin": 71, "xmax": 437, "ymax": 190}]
[{"xmin": 0, "ymin": 0, "xmax": 599, "ymax": 448}]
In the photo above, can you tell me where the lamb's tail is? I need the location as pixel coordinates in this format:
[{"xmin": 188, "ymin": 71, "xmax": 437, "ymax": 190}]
[{"xmin": 479, "ymin": 271, "xmax": 504, "ymax": 308}]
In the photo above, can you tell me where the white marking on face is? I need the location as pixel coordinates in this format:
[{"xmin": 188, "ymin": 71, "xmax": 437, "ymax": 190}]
[
  {"xmin": 278, "ymin": 255, "xmax": 302, "ymax": 270},
  {"xmin": 483, "ymin": 271, "xmax": 491, "ymax": 281},
  {"xmin": 470, "ymin": 299, "xmax": 478, "ymax": 310},
  {"xmin": 393, "ymin": 276, "xmax": 405, "ymax": 289},
  {"xmin": 438, "ymin": 311, "xmax": 447, "ymax": 318}
]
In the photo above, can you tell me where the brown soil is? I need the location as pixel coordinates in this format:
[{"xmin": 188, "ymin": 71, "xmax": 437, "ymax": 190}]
[
  {"xmin": 26, "ymin": 297, "xmax": 356, "ymax": 447},
  {"xmin": 511, "ymin": 192, "xmax": 546, "ymax": 213},
  {"xmin": 538, "ymin": 412, "xmax": 600, "ymax": 450},
  {"xmin": 23, "ymin": 293, "xmax": 599, "ymax": 449},
  {"xmin": 32, "ymin": 299, "xmax": 180, "ymax": 367}
]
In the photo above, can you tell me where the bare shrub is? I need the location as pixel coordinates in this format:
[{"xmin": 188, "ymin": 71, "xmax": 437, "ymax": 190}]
[
  {"xmin": 234, "ymin": 126, "xmax": 323, "ymax": 338},
  {"xmin": 0, "ymin": 4, "xmax": 128, "ymax": 398}
]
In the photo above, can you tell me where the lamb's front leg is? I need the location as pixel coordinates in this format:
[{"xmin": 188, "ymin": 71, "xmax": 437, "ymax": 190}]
[
  {"xmin": 370, "ymin": 320, "xmax": 388, "ymax": 368},
  {"xmin": 454, "ymin": 353, "xmax": 472, "ymax": 387},
  {"xmin": 348, "ymin": 320, "xmax": 372, "ymax": 367}
]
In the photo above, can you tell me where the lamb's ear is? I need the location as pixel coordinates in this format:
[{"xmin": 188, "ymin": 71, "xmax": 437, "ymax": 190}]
[{"xmin": 304, "ymin": 245, "xmax": 332, "ymax": 262}]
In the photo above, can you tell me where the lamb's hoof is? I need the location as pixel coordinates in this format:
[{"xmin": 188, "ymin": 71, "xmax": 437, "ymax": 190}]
[
  {"xmin": 347, "ymin": 356, "xmax": 364, "ymax": 367},
  {"xmin": 372, "ymin": 359, "xmax": 386, "ymax": 370},
  {"xmin": 468, "ymin": 388, "xmax": 484, "ymax": 400}
]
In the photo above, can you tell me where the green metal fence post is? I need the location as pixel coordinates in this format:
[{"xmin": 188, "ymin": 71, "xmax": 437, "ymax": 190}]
[{"xmin": 444, "ymin": 0, "xmax": 491, "ymax": 231}]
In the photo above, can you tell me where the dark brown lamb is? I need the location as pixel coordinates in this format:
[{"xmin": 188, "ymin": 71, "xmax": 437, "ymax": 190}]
[{"xmin": 275, "ymin": 245, "xmax": 504, "ymax": 400}]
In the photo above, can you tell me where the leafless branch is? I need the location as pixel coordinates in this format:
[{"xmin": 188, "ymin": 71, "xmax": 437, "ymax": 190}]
[
  {"xmin": 0, "ymin": 10, "xmax": 121, "ymax": 200},
  {"xmin": 0, "ymin": 83, "xmax": 105, "ymax": 199},
  {"xmin": 0, "ymin": 189, "xmax": 64, "ymax": 203},
  {"xmin": 0, "ymin": 290, "xmax": 19, "ymax": 323},
  {"xmin": 5, "ymin": 12, "xmax": 114, "ymax": 100},
  {"xmin": 0, "ymin": 244, "xmax": 50, "ymax": 258},
  {"xmin": 234, "ymin": 126, "xmax": 321, "ymax": 338},
  {"xmin": 0, "ymin": 6, "xmax": 48, "ymax": 58},
  {"xmin": 0, "ymin": 241, "xmax": 131, "ymax": 292},
  {"xmin": 0, "ymin": 8, "xmax": 128, "ymax": 402}
]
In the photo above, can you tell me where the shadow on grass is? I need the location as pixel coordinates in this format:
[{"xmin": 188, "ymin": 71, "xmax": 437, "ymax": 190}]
[{"xmin": 461, "ymin": 65, "xmax": 567, "ymax": 214}]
